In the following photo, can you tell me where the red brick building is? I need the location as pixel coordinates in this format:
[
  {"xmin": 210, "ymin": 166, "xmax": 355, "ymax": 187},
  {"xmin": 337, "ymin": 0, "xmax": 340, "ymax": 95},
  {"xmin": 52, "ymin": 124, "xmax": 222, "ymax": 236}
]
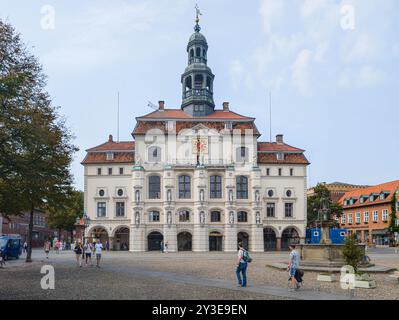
[
  {"xmin": 338, "ymin": 180, "xmax": 399, "ymax": 246},
  {"xmin": 0, "ymin": 209, "xmax": 72, "ymax": 247}
]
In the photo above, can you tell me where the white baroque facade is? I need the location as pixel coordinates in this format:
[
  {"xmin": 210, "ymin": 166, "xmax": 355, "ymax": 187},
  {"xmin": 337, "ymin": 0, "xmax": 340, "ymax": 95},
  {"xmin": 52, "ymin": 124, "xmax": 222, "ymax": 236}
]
[{"xmin": 82, "ymin": 19, "xmax": 309, "ymax": 252}]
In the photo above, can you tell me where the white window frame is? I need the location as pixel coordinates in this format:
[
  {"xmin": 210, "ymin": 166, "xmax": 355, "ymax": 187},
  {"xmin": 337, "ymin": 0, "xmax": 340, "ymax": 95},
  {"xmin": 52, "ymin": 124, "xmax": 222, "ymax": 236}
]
[
  {"xmin": 355, "ymin": 212, "xmax": 361, "ymax": 224},
  {"xmin": 382, "ymin": 209, "xmax": 388, "ymax": 222},
  {"xmin": 341, "ymin": 213, "xmax": 346, "ymax": 224},
  {"xmin": 373, "ymin": 211, "xmax": 379, "ymax": 222},
  {"xmin": 364, "ymin": 212, "xmax": 369, "ymax": 223},
  {"xmin": 348, "ymin": 214, "xmax": 353, "ymax": 224}
]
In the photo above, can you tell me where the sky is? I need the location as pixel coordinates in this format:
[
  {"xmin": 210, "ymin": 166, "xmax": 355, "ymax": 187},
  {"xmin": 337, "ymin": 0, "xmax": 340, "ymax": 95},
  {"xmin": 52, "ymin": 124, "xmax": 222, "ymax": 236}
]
[{"xmin": 1, "ymin": 0, "xmax": 398, "ymax": 191}]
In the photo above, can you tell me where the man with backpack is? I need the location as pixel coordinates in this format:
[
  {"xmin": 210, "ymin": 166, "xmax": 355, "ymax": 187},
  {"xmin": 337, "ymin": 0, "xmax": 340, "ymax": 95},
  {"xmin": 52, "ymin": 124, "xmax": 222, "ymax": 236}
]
[{"xmin": 236, "ymin": 242, "xmax": 252, "ymax": 287}]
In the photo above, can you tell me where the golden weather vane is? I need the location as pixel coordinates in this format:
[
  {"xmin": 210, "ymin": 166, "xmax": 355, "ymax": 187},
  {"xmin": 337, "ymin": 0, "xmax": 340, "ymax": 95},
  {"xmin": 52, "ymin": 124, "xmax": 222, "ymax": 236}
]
[{"xmin": 195, "ymin": 3, "xmax": 202, "ymax": 24}]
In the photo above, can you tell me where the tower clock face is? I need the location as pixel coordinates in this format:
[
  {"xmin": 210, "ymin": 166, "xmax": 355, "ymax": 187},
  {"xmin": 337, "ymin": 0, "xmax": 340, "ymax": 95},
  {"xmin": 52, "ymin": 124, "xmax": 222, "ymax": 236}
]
[{"xmin": 192, "ymin": 137, "xmax": 208, "ymax": 154}]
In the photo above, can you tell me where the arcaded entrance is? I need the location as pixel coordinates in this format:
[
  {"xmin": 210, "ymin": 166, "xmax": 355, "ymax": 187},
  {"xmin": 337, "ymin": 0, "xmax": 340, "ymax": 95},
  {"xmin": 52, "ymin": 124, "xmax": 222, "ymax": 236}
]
[
  {"xmin": 147, "ymin": 231, "xmax": 163, "ymax": 251},
  {"xmin": 237, "ymin": 232, "xmax": 249, "ymax": 250},
  {"xmin": 281, "ymin": 227, "xmax": 300, "ymax": 250},
  {"xmin": 177, "ymin": 232, "xmax": 192, "ymax": 251},
  {"xmin": 114, "ymin": 227, "xmax": 129, "ymax": 251},
  {"xmin": 263, "ymin": 228, "xmax": 277, "ymax": 251},
  {"xmin": 209, "ymin": 231, "xmax": 223, "ymax": 251}
]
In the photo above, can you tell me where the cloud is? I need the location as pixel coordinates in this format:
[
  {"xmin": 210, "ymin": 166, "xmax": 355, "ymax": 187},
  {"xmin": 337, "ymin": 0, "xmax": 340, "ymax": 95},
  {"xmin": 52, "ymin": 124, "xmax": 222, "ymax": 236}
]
[
  {"xmin": 338, "ymin": 65, "xmax": 385, "ymax": 89},
  {"xmin": 259, "ymin": 0, "xmax": 285, "ymax": 34},
  {"xmin": 291, "ymin": 49, "xmax": 313, "ymax": 95}
]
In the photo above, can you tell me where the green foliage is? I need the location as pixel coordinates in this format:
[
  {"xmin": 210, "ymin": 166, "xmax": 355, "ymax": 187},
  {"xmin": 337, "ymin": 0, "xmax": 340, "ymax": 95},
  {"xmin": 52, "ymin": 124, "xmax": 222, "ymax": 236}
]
[
  {"xmin": 307, "ymin": 183, "xmax": 343, "ymax": 226},
  {"xmin": 342, "ymin": 233, "xmax": 364, "ymax": 274},
  {"xmin": 46, "ymin": 189, "xmax": 83, "ymax": 233},
  {"xmin": 0, "ymin": 20, "xmax": 78, "ymax": 261},
  {"xmin": 389, "ymin": 193, "xmax": 398, "ymax": 232}
]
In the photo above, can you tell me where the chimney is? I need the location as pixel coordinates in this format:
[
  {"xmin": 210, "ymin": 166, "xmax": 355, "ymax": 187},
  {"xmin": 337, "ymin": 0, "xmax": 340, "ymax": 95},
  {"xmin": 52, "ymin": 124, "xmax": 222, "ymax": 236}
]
[
  {"xmin": 108, "ymin": 134, "xmax": 113, "ymax": 142},
  {"xmin": 223, "ymin": 102, "xmax": 229, "ymax": 112},
  {"xmin": 158, "ymin": 100, "xmax": 165, "ymax": 111},
  {"xmin": 276, "ymin": 134, "xmax": 284, "ymax": 144}
]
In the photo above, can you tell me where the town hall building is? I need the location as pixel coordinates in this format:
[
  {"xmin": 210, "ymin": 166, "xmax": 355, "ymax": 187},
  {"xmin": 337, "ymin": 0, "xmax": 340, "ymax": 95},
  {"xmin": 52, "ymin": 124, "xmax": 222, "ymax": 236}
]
[{"xmin": 82, "ymin": 15, "xmax": 310, "ymax": 252}]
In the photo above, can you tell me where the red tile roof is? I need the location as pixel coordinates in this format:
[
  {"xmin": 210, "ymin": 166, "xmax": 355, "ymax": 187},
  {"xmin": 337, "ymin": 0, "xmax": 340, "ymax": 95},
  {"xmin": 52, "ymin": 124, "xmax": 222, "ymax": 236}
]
[
  {"xmin": 257, "ymin": 142, "xmax": 304, "ymax": 153},
  {"xmin": 86, "ymin": 141, "xmax": 135, "ymax": 152},
  {"xmin": 137, "ymin": 109, "xmax": 254, "ymax": 120},
  {"xmin": 257, "ymin": 153, "xmax": 310, "ymax": 165},
  {"xmin": 339, "ymin": 180, "xmax": 399, "ymax": 207},
  {"xmin": 81, "ymin": 152, "xmax": 134, "ymax": 164}
]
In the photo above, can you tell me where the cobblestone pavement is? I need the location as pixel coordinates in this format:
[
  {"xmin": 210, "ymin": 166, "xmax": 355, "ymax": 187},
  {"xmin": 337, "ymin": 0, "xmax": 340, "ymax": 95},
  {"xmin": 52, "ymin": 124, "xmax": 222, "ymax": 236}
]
[{"xmin": 0, "ymin": 249, "xmax": 398, "ymax": 300}]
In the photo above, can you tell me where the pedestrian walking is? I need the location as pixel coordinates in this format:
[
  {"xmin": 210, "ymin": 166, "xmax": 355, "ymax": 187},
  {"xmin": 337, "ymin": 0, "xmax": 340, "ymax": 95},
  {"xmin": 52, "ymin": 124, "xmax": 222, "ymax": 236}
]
[
  {"xmin": 105, "ymin": 240, "xmax": 110, "ymax": 252},
  {"xmin": 55, "ymin": 241, "xmax": 60, "ymax": 254},
  {"xmin": 23, "ymin": 241, "xmax": 28, "ymax": 254},
  {"xmin": 236, "ymin": 242, "xmax": 251, "ymax": 287},
  {"xmin": 94, "ymin": 240, "xmax": 103, "ymax": 268},
  {"xmin": 160, "ymin": 240, "xmax": 164, "ymax": 253},
  {"xmin": 84, "ymin": 241, "xmax": 93, "ymax": 266},
  {"xmin": 287, "ymin": 244, "xmax": 301, "ymax": 291},
  {"xmin": 164, "ymin": 241, "xmax": 168, "ymax": 253},
  {"xmin": 74, "ymin": 240, "xmax": 83, "ymax": 267},
  {"xmin": 44, "ymin": 240, "xmax": 51, "ymax": 259}
]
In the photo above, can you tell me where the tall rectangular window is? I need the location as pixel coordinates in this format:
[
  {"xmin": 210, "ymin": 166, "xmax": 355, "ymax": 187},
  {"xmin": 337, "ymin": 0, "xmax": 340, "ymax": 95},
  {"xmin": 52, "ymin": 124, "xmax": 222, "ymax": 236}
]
[
  {"xmin": 97, "ymin": 168, "xmax": 102, "ymax": 175},
  {"xmin": 290, "ymin": 168, "xmax": 294, "ymax": 176},
  {"xmin": 341, "ymin": 213, "xmax": 346, "ymax": 224},
  {"xmin": 348, "ymin": 214, "xmax": 353, "ymax": 224},
  {"xmin": 266, "ymin": 203, "xmax": 275, "ymax": 218},
  {"xmin": 236, "ymin": 176, "xmax": 248, "ymax": 199},
  {"xmin": 382, "ymin": 209, "xmax": 388, "ymax": 221},
  {"xmin": 116, "ymin": 202, "xmax": 125, "ymax": 217},
  {"xmin": 179, "ymin": 175, "xmax": 191, "ymax": 199},
  {"xmin": 284, "ymin": 203, "xmax": 293, "ymax": 218},
  {"xmin": 373, "ymin": 211, "xmax": 379, "ymax": 222},
  {"xmin": 97, "ymin": 202, "xmax": 106, "ymax": 217},
  {"xmin": 355, "ymin": 212, "xmax": 361, "ymax": 224},
  {"xmin": 364, "ymin": 212, "xmax": 369, "ymax": 223},
  {"xmin": 210, "ymin": 175, "xmax": 222, "ymax": 198},
  {"xmin": 148, "ymin": 175, "xmax": 161, "ymax": 199},
  {"xmin": 278, "ymin": 168, "xmax": 282, "ymax": 176},
  {"xmin": 266, "ymin": 168, "xmax": 270, "ymax": 176},
  {"xmin": 108, "ymin": 168, "xmax": 112, "ymax": 175},
  {"xmin": 119, "ymin": 167, "xmax": 124, "ymax": 175}
]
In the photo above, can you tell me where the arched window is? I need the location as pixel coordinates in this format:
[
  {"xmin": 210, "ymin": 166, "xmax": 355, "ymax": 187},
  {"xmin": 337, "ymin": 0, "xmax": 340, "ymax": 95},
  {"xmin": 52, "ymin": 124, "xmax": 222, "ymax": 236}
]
[
  {"xmin": 149, "ymin": 211, "xmax": 160, "ymax": 222},
  {"xmin": 194, "ymin": 74, "xmax": 203, "ymax": 88},
  {"xmin": 206, "ymin": 77, "xmax": 211, "ymax": 90},
  {"xmin": 211, "ymin": 211, "xmax": 221, "ymax": 222},
  {"xmin": 196, "ymin": 47, "xmax": 201, "ymax": 57},
  {"xmin": 237, "ymin": 211, "xmax": 248, "ymax": 223},
  {"xmin": 236, "ymin": 146, "xmax": 249, "ymax": 162},
  {"xmin": 236, "ymin": 176, "xmax": 248, "ymax": 199},
  {"xmin": 179, "ymin": 210, "xmax": 190, "ymax": 222},
  {"xmin": 203, "ymin": 48, "xmax": 206, "ymax": 58},
  {"xmin": 148, "ymin": 175, "xmax": 161, "ymax": 199},
  {"xmin": 190, "ymin": 48, "xmax": 194, "ymax": 58},
  {"xmin": 185, "ymin": 76, "xmax": 192, "ymax": 91},
  {"xmin": 210, "ymin": 175, "xmax": 222, "ymax": 198},
  {"xmin": 179, "ymin": 175, "xmax": 191, "ymax": 199},
  {"xmin": 148, "ymin": 146, "xmax": 161, "ymax": 162}
]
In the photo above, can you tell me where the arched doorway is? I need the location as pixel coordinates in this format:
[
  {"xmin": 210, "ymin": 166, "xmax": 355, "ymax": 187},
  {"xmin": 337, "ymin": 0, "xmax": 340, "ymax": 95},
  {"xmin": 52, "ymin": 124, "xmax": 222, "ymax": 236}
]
[
  {"xmin": 89, "ymin": 227, "xmax": 109, "ymax": 246},
  {"xmin": 148, "ymin": 231, "xmax": 163, "ymax": 251},
  {"xmin": 237, "ymin": 232, "xmax": 249, "ymax": 250},
  {"xmin": 263, "ymin": 228, "xmax": 277, "ymax": 251},
  {"xmin": 209, "ymin": 231, "xmax": 223, "ymax": 251},
  {"xmin": 114, "ymin": 227, "xmax": 129, "ymax": 251},
  {"xmin": 281, "ymin": 227, "xmax": 300, "ymax": 250},
  {"xmin": 177, "ymin": 232, "xmax": 192, "ymax": 251}
]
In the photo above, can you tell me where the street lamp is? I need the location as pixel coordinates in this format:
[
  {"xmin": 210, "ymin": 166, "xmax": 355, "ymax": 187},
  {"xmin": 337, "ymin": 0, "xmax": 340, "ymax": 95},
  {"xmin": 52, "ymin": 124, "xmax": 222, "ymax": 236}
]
[{"xmin": 75, "ymin": 213, "xmax": 91, "ymax": 243}]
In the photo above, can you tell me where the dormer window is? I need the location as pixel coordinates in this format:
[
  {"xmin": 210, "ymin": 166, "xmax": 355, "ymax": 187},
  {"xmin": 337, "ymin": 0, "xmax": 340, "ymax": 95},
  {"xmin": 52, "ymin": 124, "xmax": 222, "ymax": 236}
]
[
  {"xmin": 369, "ymin": 195, "xmax": 374, "ymax": 202},
  {"xmin": 277, "ymin": 153, "xmax": 284, "ymax": 161},
  {"xmin": 380, "ymin": 193, "xmax": 385, "ymax": 200},
  {"xmin": 106, "ymin": 152, "xmax": 114, "ymax": 161},
  {"xmin": 225, "ymin": 122, "xmax": 232, "ymax": 130}
]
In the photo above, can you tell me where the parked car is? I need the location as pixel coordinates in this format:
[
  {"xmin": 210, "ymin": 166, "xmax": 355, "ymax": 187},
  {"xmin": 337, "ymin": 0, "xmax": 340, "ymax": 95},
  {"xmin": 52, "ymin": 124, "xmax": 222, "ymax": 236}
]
[{"xmin": 0, "ymin": 235, "xmax": 22, "ymax": 260}]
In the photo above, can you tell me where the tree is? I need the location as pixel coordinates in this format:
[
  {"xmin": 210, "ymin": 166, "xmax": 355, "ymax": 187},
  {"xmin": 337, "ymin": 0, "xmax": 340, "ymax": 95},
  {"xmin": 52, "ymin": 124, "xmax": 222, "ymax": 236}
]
[
  {"xmin": 0, "ymin": 21, "xmax": 78, "ymax": 262},
  {"xmin": 307, "ymin": 183, "xmax": 343, "ymax": 227},
  {"xmin": 46, "ymin": 189, "xmax": 83, "ymax": 243},
  {"xmin": 342, "ymin": 233, "xmax": 364, "ymax": 274},
  {"xmin": 389, "ymin": 192, "xmax": 398, "ymax": 246}
]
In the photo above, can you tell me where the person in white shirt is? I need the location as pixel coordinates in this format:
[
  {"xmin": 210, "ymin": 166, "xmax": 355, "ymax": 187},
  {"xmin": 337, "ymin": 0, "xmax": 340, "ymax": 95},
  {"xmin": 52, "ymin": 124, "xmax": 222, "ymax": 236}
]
[
  {"xmin": 94, "ymin": 241, "xmax": 103, "ymax": 268},
  {"xmin": 235, "ymin": 242, "xmax": 248, "ymax": 287},
  {"xmin": 84, "ymin": 241, "xmax": 93, "ymax": 266}
]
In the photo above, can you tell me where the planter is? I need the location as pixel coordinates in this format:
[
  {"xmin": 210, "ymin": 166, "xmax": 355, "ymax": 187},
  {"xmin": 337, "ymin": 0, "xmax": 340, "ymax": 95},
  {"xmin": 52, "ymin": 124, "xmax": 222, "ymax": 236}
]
[
  {"xmin": 354, "ymin": 273, "xmax": 376, "ymax": 289},
  {"xmin": 317, "ymin": 273, "xmax": 337, "ymax": 282}
]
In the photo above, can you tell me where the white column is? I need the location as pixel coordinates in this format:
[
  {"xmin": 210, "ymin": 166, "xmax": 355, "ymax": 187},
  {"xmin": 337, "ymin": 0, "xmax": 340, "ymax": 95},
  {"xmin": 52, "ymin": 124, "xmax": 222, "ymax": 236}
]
[
  {"xmin": 130, "ymin": 225, "xmax": 145, "ymax": 252},
  {"xmin": 163, "ymin": 224, "xmax": 177, "ymax": 252}
]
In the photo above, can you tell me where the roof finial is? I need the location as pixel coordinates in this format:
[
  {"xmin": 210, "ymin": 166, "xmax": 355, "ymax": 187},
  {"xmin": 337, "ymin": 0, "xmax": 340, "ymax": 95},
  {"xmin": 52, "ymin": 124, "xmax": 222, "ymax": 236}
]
[{"xmin": 194, "ymin": 3, "xmax": 202, "ymax": 32}]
